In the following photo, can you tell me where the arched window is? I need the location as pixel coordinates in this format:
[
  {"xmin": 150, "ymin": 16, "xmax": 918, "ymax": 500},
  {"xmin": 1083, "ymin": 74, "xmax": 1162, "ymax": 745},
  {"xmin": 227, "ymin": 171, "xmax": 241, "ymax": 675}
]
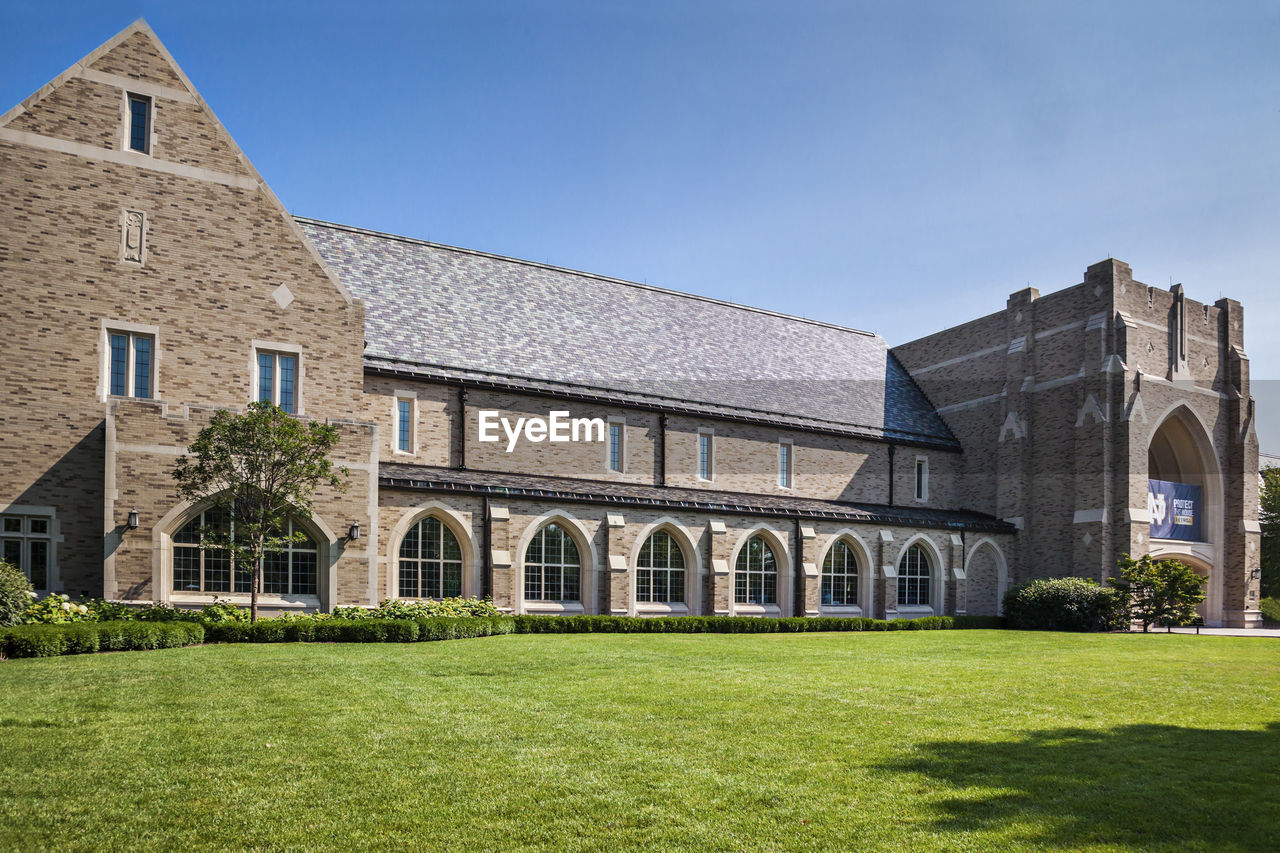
[
  {"xmin": 173, "ymin": 508, "xmax": 317, "ymax": 596},
  {"xmin": 735, "ymin": 535, "xmax": 778, "ymax": 605},
  {"xmin": 637, "ymin": 530, "xmax": 685, "ymax": 603},
  {"xmin": 525, "ymin": 522, "xmax": 581, "ymax": 602},
  {"xmin": 898, "ymin": 543, "xmax": 931, "ymax": 607},
  {"xmin": 399, "ymin": 516, "xmax": 463, "ymax": 599},
  {"xmin": 821, "ymin": 539, "xmax": 859, "ymax": 606}
]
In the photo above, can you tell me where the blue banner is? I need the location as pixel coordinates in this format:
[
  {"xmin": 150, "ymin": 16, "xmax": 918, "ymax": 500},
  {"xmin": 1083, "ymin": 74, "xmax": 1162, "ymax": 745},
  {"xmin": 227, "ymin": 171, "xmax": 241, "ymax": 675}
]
[{"xmin": 1148, "ymin": 479, "xmax": 1202, "ymax": 541}]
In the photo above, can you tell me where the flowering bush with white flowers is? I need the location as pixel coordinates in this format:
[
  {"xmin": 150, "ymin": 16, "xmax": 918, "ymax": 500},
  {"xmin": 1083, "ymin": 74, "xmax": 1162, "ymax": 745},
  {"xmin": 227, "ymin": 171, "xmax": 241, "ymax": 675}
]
[
  {"xmin": 22, "ymin": 593, "xmax": 93, "ymax": 625},
  {"xmin": 0, "ymin": 561, "xmax": 34, "ymax": 627}
]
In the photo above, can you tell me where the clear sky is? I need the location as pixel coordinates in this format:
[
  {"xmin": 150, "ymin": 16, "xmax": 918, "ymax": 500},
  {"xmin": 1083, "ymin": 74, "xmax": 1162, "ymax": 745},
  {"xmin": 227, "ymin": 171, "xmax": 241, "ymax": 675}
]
[{"xmin": 4, "ymin": 1, "xmax": 1279, "ymax": 448}]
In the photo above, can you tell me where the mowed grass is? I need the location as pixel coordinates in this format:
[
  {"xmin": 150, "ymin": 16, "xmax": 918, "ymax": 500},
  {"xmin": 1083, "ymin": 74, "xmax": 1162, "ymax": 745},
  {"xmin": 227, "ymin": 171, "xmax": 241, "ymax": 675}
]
[{"xmin": 2, "ymin": 632, "xmax": 1279, "ymax": 852}]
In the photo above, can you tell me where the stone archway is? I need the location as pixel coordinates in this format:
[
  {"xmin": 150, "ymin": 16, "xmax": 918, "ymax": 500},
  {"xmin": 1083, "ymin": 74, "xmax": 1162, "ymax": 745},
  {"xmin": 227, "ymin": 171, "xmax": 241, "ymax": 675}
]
[
  {"xmin": 1146, "ymin": 405, "xmax": 1223, "ymax": 625},
  {"xmin": 965, "ymin": 538, "xmax": 1008, "ymax": 617}
]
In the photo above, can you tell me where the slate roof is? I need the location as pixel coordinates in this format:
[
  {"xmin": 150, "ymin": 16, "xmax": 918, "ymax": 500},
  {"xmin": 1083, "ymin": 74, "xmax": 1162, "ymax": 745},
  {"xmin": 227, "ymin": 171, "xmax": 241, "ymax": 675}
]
[
  {"xmin": 298, "ymin": 217, "xmax": 958, "ymax": 449},
  {"xmin": 379, "ymin": 463, "xmax": 1014, "ymax": 534}
]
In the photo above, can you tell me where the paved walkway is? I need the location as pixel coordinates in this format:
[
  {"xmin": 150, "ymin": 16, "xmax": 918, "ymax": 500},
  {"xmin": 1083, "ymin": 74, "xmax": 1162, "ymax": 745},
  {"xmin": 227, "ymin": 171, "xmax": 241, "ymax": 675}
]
[{"xmin": 1155, "ymin": 626, "xmax": 1280, "ymax": 637}]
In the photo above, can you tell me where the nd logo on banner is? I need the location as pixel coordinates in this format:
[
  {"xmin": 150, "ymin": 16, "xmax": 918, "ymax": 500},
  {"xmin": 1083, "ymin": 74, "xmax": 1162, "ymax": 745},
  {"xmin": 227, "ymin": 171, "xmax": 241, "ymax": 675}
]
[{"xmin": 1148, "ymin": 479, "xmax": 1202, "ymax": 542}]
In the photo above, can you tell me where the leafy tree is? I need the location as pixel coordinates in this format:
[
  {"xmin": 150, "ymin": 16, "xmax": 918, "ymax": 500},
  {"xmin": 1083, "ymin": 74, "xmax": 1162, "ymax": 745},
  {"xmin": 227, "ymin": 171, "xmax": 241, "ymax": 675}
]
[
  {"xmin": 1108, "ymin": 554, "xmax": 1206, "ymax": 632},
  {"xmin": 0, "ymin": 560, "xmax": 35, "ymax": 627},
  {"xmin": 172, "ymin": 403, "xmax": 347, "ymax": 621},
  {"xmin": 1260, "ymin": 467, "xmax": 1280, "ymax": 599}
]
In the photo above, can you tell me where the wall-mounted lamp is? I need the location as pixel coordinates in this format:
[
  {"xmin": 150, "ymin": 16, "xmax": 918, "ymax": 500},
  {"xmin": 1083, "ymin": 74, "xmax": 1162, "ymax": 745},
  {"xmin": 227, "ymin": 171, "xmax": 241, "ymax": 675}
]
[
  {"xmin": 126, "ymin": 508, "xmax": 139, "ymax": 530},
  {"xmin": 348, "ymin": 521, "xmax": 361, "ymax": 541},
  {"xmin": 1249, "ymin": 566, "xmax": 1262, "ymax": 581}
]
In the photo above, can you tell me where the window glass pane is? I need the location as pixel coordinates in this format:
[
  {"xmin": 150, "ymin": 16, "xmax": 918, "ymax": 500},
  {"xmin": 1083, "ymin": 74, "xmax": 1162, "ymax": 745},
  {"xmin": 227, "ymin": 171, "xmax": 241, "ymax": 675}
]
[
  {"xmin": 258, "ymin": 353, "xmax": 274, "ymax": 404},
  {"xmin": 291, "ymin": 551, "xmax": 317, "ymax": 596},
  {"xmin": 278, "ymin": 355, "xmax": 296, "ymax": 413},
  {"xmin": 110, "ymin": 333, "xmax": 128, "ymax": 396},
  {"xmin": 29, "ymin": 519, "xmax": 48, "ymax": 535},
  {"xmin": 263, "ymin": 550, "xmax": 289, "ymax": 594},
  {"xmin": 128, "ymin": 96, "xmax": 149, "ymax": 152},
  {"xmin": 3, "ymin": 517, "xmax": 21, "ymax": 533},
  {"xmin": 443, "ymin": 562, "xmax": 462, "ymax": 598},
  {"xmin": 609, "ymin": 423, "xmax": 621, "ymax": 471},
  {"xmin": 2, "ymin": 538, "xmax": 20, "ymax": 566},
  {"xmin": 398, "ymin": 399, "xmax": 411, "ymax": 451},
  {"xmin": 133, "ymin": 336, "xmax": 152, "ymax": 399},
  {"xmin": 400, "ymin": 559, "xmax": 419, "ymax": 598},
  {"xmin": 28, "ymin": 540, "xmax": 47, "ymax": 590}
]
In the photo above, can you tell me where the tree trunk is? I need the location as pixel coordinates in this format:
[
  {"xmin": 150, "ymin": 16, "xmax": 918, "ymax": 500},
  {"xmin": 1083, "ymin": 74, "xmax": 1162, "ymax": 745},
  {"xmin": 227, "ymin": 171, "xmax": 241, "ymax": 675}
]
[{"xmin": 251, "ymin": 553, "xmax": 262, "ymax": 623}]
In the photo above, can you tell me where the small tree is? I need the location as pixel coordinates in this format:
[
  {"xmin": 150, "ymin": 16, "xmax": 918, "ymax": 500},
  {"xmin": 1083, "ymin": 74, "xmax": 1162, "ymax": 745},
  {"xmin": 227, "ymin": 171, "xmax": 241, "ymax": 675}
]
[
  {"xmin": 1108, "ymin": 553, "xmax": 1206, "ymax": 632},
  {"xmin": 1260, "ymin": 467, "xmax": 1280, "ymax": 600},
  {"xmin": 172, "ymin": 402, "xmax": 347, "ymax": 621}
]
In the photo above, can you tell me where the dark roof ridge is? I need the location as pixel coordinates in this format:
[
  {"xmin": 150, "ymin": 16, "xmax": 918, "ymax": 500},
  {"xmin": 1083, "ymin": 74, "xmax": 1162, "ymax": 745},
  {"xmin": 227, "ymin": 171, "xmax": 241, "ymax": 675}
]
[{"xmin": 294, "ymin": 215, "xmax": 876, "ymax": 339}]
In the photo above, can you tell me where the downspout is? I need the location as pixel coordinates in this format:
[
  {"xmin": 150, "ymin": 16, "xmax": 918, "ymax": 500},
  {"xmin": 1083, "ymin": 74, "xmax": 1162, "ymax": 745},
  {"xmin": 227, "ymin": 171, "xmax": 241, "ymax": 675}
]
[
  {"xmin": 482, "ymin": 495, "xmax": 492, "ymax": 600},
  {"xmin": 457, "ymin": 385, "xmax": 468, "ymax": 470},
  {"xmin": 887, "ymin": 444, "xmax": 896, "ymax": 506},
  {"xmin": 659, "ymin": 412, "xmax": 668, "ymax": 486},
  {"xmin": 794, "ymin": 517, "xmax": 804, "ymax": 617}
]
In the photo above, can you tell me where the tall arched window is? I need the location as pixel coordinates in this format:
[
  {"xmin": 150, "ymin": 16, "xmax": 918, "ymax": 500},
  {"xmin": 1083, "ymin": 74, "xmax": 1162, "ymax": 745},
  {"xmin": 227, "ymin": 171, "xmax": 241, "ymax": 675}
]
[
  {"xmin": 525, "ymin": 522, "xmax": 581, "ymax": 602},
  {"xmin": 821, "ymin": 539, "xmax": 859, "ymax": 606},
  {"xmin": 173, "ymin": 508, "xmax": 317, "ymax": 596},
  {"xmin": 735, "ymin": 535, "xmax": 778, "ymax": 605},
  {"xmin": 399, "ymin": 516, "xmax": 463, "ymax": 599},
  {"xmin": 637, "ymin": 530, "xmax": 685, "ymax": 603},
  {"xmin": 898, "ymin": 543, "xmax": 932, "ymax": 607}
]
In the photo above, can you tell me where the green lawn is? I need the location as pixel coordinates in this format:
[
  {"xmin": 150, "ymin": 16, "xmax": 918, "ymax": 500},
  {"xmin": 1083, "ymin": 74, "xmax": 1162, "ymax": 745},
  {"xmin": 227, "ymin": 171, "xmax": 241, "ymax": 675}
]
[{"xmin": 2, "ymin": 631, "xmax": 1278, "ymax": 852}]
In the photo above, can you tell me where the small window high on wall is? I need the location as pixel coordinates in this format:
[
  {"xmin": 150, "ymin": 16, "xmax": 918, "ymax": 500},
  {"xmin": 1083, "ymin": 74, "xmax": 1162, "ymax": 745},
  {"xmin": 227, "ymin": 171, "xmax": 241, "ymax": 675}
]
[{"xmin": 127, "ymin": 93, "xmax": 151, "ymax": 153}]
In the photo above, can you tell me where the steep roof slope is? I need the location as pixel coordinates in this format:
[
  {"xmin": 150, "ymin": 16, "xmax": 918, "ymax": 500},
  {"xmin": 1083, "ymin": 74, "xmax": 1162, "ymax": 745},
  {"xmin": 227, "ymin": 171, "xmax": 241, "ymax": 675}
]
[{"xmin": 298, "ymin": 217, "xmax": 956, "ymax": 447}]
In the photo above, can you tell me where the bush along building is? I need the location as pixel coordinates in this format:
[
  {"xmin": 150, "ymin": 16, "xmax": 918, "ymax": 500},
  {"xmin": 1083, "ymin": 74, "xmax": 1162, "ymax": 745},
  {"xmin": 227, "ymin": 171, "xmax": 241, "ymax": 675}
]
[{"xmin": 0, "ymin": 22, "xmax": 1263, "ymax": 626}]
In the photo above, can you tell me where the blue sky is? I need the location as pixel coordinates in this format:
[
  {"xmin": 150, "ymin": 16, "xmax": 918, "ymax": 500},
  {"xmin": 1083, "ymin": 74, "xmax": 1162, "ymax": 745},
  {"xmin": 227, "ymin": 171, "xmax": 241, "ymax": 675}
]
[{"xmin": 4, "ymin": 1, "xmax": 1279, "ymax": 449}]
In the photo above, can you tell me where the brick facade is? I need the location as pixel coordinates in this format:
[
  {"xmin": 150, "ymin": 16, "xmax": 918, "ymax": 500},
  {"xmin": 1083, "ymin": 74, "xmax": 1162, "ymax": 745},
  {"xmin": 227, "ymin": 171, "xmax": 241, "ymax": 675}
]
[{"xmin": 2, "ymin": 23, "xmax": 1257, "ymax": 625}]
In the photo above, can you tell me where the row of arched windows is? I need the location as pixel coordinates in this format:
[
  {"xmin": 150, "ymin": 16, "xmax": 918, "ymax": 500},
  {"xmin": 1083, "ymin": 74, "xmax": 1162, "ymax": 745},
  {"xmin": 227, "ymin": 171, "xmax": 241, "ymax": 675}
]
[{"xmin": 172, "ymin": 511, "xmax": 938, "ymax": 608}]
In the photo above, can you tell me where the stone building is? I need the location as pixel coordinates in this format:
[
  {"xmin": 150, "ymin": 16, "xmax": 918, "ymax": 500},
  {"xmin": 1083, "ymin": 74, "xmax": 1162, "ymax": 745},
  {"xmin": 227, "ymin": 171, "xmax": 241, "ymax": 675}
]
[{"xmin": 0, "ymin": 22, "xmax": 1262, "ymax": 626}]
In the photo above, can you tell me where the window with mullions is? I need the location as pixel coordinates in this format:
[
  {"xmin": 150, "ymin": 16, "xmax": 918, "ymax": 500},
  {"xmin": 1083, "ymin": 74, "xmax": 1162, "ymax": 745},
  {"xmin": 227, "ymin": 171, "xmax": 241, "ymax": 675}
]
[
  {"xmin": 398, "ymin": 516, "xmax": 463, "ymax": 599},
  {"xmin": 127, "ymin": 93, "xmax": 151, "ymax": 153},
  {"xmin": 898, "ymin": 543, "xmax": 932, "ymax": 606},
  {"xmin": 396, "ymin": 399, "xmax": 413, "ymax": 453},
  {"xmin": 734, "ymin": 535, "xmax": 778, "ymax": 605},
  {"xmin": 108, "ymin": 331, "xmax": 154, "ymax": 398},
  {"xmin": 172, "ymin": 509, "xmax": 317, "ymax": 595},
  {"xmin": 256, "ymin": 351, "xmax": 298, "ymax": 413},
  {"xmin": 524, "ymin": 522, "xmax": 580, "ymax": 602},
  {"xmin": 636, "ymin": 530, "xmax": 685, "ymax": 603},
  {"xmin": 608, "ymin": 422, "xmax": 623, "ymax": 472},
  {"xmin": 698, "ymin": 432, "xmax": 713, "ymax": 480},
  {"xmin": 1, "ymin": 513, "xmax": 52, "ymax": 590},
  {"xmin": 779, "ymin": 442, "xmax": 792, "ymax": 488},
  {"xmin": 821, "ymin": 540, "xmax": 859, "ymax": 606}
]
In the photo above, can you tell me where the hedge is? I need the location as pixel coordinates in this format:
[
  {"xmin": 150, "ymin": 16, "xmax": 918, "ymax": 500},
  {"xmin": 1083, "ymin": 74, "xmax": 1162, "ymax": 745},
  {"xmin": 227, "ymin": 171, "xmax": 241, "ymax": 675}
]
[
  {"xmin": 2, "ymin": 611, "xmax": 1000, "ymax": 659},
  {"xmin": 201, "ymin": 616, "xmax": 513, "ymax": 645},
  {"xmin": 1002, "ymin": 577, "xmax": 1126, "ymax": 632},
  {"xmin": 509, "ymin": 614, "xmax": 986, "ymax": 634},
  {"xmin": 0, "ymin": 621, "xmax": 204, "ymax": 659}
]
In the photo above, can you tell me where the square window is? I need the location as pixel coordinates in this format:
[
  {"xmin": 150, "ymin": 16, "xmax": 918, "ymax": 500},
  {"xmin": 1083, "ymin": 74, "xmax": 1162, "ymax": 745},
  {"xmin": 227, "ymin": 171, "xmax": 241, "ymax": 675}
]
[
  {"xmin": 255, "ymin": 349, "xmax": 300, "ymax": 413},
  {"xmin": 106, "ymin": 330, "xmax": 155, "ymax": 399}
]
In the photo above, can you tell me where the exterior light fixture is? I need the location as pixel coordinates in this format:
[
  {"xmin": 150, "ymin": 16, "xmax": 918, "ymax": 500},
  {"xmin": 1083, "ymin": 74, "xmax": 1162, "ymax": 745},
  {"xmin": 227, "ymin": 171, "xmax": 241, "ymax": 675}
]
[
  {"xmin": 1249, "ymin": 566, "xmax": 1262, "ymax": 581},
  {"xmin": 127, "ymin": 508, "xmax": 139, "ymax": 530},
  {"xmin": 348, "ymin": 521, "xmax": 360, "ymax": 541}
]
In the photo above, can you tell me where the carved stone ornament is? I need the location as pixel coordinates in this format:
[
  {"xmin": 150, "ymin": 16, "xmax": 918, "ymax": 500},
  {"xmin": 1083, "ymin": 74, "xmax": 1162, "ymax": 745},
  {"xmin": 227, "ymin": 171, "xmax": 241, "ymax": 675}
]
[{"xmin": 122, "ymin": 210, "xmax": 144, "ymax": 263}]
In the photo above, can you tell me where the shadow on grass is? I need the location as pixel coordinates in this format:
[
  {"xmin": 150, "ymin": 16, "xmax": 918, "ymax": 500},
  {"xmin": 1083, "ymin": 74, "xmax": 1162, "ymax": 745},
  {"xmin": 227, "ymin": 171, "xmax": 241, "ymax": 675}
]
[{"xmin": 883, "ymin": 722, "xmax": 1280, "ymax": 850}]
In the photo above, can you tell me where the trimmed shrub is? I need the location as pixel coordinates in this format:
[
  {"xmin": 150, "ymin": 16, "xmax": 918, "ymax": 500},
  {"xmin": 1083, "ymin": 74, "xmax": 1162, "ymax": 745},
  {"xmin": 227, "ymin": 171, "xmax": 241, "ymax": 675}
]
[
  {"xmin": 0, "ymin": 620, "xmax": 204, "ymax": 659},
  {"xmin": 509, "ymin": 614, "xmax": 958, "ymax": 634},
  {"xmin": 334, "ymin": 596, "xmax": 502, "ymax": 620},
  {"xmin": 953, "ymin": 614, "xmax": 1005, "ymax": 630},
  {"xmin": 0, "ymin": 561, "xmax": 34, "ymax": 627},
  {"xmin": 1003, "ymin": 577, "xmax": 1126, "ymax": 632},
  {"xmin": 1260, "ymin": 597, "xmax": 1280, "ymax": 626}
]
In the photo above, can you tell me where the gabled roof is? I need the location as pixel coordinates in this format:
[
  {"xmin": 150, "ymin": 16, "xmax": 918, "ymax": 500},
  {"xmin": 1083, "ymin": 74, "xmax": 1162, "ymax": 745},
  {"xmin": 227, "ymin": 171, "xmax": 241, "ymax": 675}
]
[
  {"xmin": 380, "ymin": 463, "xmax": 1013, "ymax": 533},
  {"xmin": 298, "ymin": 217, "xmax": 958, "ymax": 448}
]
